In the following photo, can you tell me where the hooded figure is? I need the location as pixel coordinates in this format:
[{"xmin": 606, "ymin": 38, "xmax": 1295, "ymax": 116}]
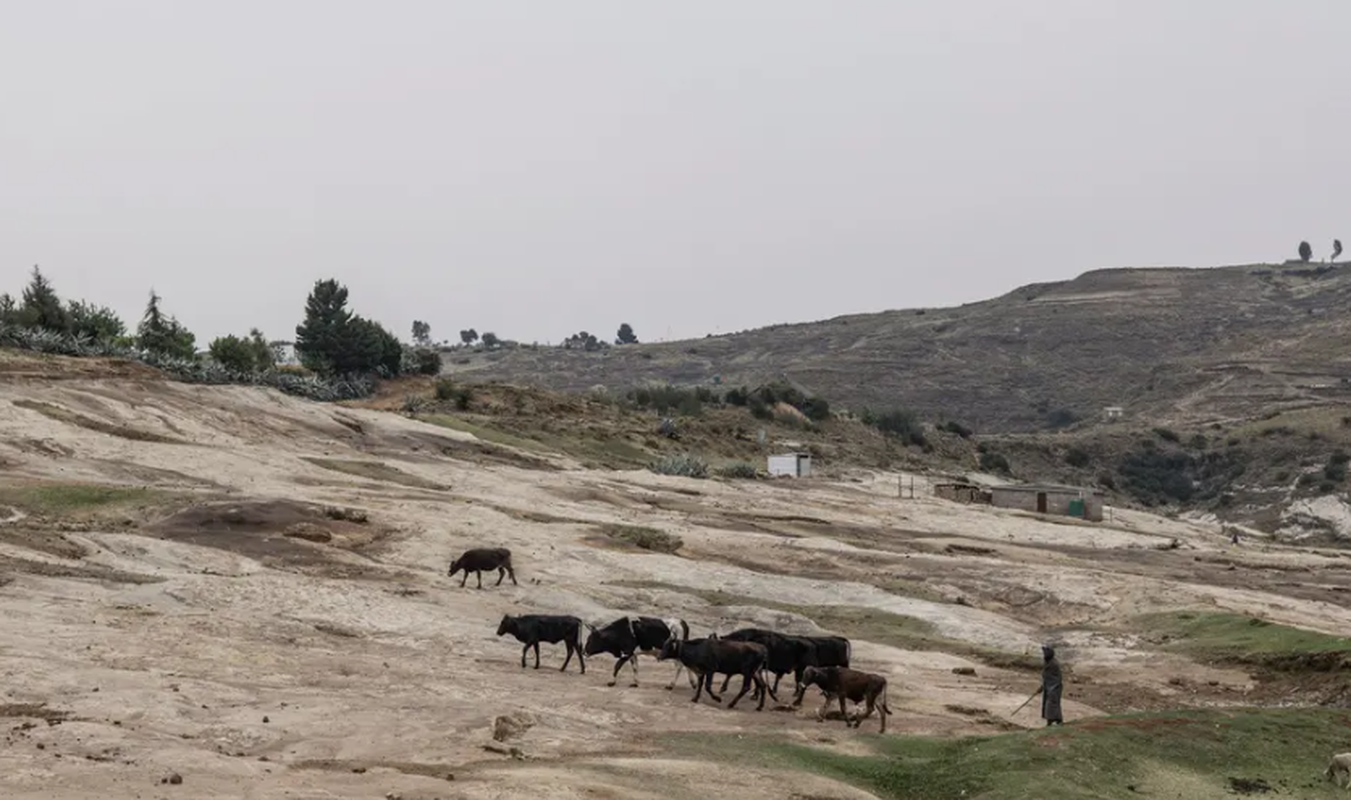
[{"xmin": 1039, "ymin": 644, "xmax": 1064, "ymax": 726}]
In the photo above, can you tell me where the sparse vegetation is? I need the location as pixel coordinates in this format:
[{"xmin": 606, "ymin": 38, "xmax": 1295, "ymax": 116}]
[
  {"xmin": 667, "ymin": 708, "xmax": 1351, "ymax": 800},
  {"xmin": 0, "ymin": 484, "xmax": 157, "ymax": 515},
  {"xmin": 595, "ymin": 523, "xmax": 683, "ymax": 554},
  {"xmin": 864, "ymin": 408, "xmax": 928, "ymax": 448},
  {"xmin": 649, "ymin": 453, "xmax": 709, "ymax": 479},
  {"xmin": 1139, "ymin": 610, "xmax": 1351, "ymax": 664},
  {"xmin": 1064, "ymin": 446, "xmax": 1091, "ymax": 467},
  {"xmin": 939, "ymin": 420, "xmax": 973, "ymax": 438},
  {"xmin": 713, "ymin": 461, "xmax": 759, "ymax": 479}
]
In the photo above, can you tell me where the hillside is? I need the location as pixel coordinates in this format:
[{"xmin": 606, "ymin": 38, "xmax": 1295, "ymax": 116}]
[
  {"xmin": 8, "ymin": 350, "xmax": 1351, "ymax": 796},
  {"xmin": 446, "ymin": 263, "xmax": 1351, "ymax": 434}
]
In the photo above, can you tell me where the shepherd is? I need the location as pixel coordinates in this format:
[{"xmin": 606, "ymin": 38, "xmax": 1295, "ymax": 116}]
[{"xmin": 1014, "ymin": 644, "xmax": 1065, "ymax": 726}]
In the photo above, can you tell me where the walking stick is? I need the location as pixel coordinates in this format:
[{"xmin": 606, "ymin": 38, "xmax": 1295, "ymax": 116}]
[{"xmin": 1011, "ymin": 688, "xmax": 1040, "ymax": 716}]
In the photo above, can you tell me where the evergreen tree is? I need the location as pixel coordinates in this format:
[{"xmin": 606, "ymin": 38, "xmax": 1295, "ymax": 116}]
[
  {"xmin": 294, "ymin": 279, "xmax": 355, "ymax": 374},
  {"xmin": 616, "ymin": 322, "xmax": 638, "ymax": 344},
  {"xmin": 136, "ymin": 290, "xmax": 197, "ymax": 359},
  {"xmin": 18, "ymin": 265, "xmax": 70, "ymax": 333},
  {"xmin": 0, "ymin": 293, "xmax": 16, "ymax": 325}
]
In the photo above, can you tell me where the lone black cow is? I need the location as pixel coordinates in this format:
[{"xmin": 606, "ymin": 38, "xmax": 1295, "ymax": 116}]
[
  {"xmin": 496, "ymin": 614, "xmax": 585, "ymax": 674},
  {"xmin": 448, "ymin": 547, "xmax": 517, "ymax": 589},
  {"xmin": 583, "ymin": 616, "xmax": 690, "ymax": 687}
]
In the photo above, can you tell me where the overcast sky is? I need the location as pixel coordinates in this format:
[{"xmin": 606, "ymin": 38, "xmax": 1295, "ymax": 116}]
[{"xmin": 2, "ymin": 2, "xmax": 1347, "ymax": 346}]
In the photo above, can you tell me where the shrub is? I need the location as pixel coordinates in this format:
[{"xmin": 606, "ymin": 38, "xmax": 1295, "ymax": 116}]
[
  {"xmin": 868, "ymin": 408, "xmax": 928, "ymax": 447},
  {"xmin": 596, "ymin": 523, "xmax": 682, "ymax": 554},
  {"xmin": 1045, "ymin": 408, "xmax": 1079, "ymax": 429},
  {"xmin": 434, "ymin": 378, "xmax": 456, "ymax": 401},
  {"xmin": 649, "ymin": 454, "xmax": 709, "ymax": 479},
  {"xmin": 1064, "ymin": 447, "xmax": 1091, "ymax": 468},
  {"xmin": 451, "ymin": 387, "xmax": 473, "ymax": 411},
  {"xmin": 978, "ymin": 451, "xmax": 1011, "ymax": 474},
  {"xmin": 1153, "ymin": 427, "xmax": 1181, "ymax": 443},
  {"xmin": 714, "ymin": 461, "xmax": 759, "ymax": 479},
  {"xmin": 940, "ymin": 420, "xmax": 973, "ymax": 438},
  {"xmin": 723, "ymin": 386, "xmax": 749, "ymax": 406},
  {"xmin": 799, "ymin": 395, "xmax": 831, "ymax": 422}
]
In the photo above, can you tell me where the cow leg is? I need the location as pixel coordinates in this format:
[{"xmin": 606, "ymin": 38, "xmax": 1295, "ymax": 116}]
[
  {"xmin": 560, "ymin": 641, "xmax": 575, "ymax": 673},
  {"xmin": 495, "ymin": 567, "xmax": 505, "ymax": 586},
  {"xmin": 815, "ymin": 694, "xmax": 832, "ymax": 721},
  {"xmin": 628, "ymin": 653, "xmax": 640, "ymax": 687},
  {"xmin": 702, "ymin": 672, "xmax": 724, "ymax": 704},
  {"xmin": 763, "ymin": 670, "xmax": 781, "ymax": 702},
  {"xmin": 771, "ymin": 671, "xmax": 784, "ymax": 695},
  {"xmin": 609, "ymin": 654, "xmax": 630, "ymax": 687},
  {"xmin": 475, "ymin": 570, "xmax": 483, "ymax": 590},
  {"xmin": 839, "ymin": 695, "xmax": 852, "ymax": 727},
  {"xmin": 460, "ymin": 572, "xmax": 468, "ymax": 588},
  {"xmin": 505, "ymin": 563, "xmax": 518, "ymax": 586},
  {"xmin": 856, "ymin": 697, "xmax": 877, "ymax": 729},
  {"xmin": 520, "ymin": 644, "xmax": 530, "ymax": 669},
  {"xmin": 726, "ymin": 672, "xmax": 753, "ymax": 710},
  {"xmin": 533, "ymin": 642, "xmax": 542, "ymax": 669},
  {"xmin": 718, "ymin": 673, "xmax": 733, "ymax": 694},
  {"xmin": 755, "ymin": 669, "xmax": 769, "ymax": 711},
  {"xmin": 666, "ymin": 661, "xmax": 682, "ymax": 690}
]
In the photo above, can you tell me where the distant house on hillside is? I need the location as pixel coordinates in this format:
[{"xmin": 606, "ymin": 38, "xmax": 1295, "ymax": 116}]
[
  {"xmin": 270, "ymin": 340, "xmax": 300, "ymax": 367},
  {"xmin": 767, "ymin": 452, "xmax": 812, "ymax": 478},
  {"xmin": 933, "ymin": 482, "xmax": 990, "ymax": 504},
  {"xmin": 989, "ymin": 483, "xmax": 1104, "ymax": 522},
  {"xmin": 1103, "ymin": 406, "xmax": 1124, "ymax": 421}
]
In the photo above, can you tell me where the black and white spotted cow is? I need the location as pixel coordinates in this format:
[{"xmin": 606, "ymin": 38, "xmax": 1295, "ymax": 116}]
[{"xmin": 583, "ymin": 616, "xmax": 692, "ymax": 688}]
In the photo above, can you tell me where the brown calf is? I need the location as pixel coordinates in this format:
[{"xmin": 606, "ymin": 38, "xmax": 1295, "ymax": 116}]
[{"xmin": 793, "ymin": 665, "xmax": 892, "ymax": 733}]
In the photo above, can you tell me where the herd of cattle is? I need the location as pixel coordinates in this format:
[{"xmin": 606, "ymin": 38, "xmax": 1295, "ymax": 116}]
[{"xmin": 449, "ymin": 547, "xmax": 892, "ymax": 732}]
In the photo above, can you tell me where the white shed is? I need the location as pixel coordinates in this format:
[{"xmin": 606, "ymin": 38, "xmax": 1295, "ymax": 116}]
[{"xmin": 767, "ymin": 452, "xmax": 812, "ymax": 478}]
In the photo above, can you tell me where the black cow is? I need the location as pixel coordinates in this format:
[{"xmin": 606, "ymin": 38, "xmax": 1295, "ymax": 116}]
[
  {"xmin": 496, "ymin": 614, "xmax": 585, "ymax": 674},
  {"xmin": 583, "ymin": 616, "xmax": 690, "ymax": 687},
  {"xmin": 448, "ymin": 547, "xmax": 517, "ymax": 589},
  {"xmin": 792, "ymin": 634, "xmax": 851, "ymax": 701},
  {"xmin": 716, "ymin": 627, "xmax": 813, "ymax": 696},
  {"xmin": 658, "ymin": 635, "xmax": 773, "ymax": 710}
]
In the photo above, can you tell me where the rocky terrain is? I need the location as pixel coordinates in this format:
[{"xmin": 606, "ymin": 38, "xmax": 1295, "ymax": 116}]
[
  {"xmin": 4, "ymin": 349, "xmax": 1351, "ymax": 797},
  {"xmin": 449, "ymin": 262, "xmax": 1351, "ymax": 434}
]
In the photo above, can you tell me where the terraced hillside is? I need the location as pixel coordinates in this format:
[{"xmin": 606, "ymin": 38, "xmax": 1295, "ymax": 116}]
[
  {"xmin": 5, "ymin": 350, "xmax": 1351, "ymax": 798},
  {"xmin": 447, "ymin": 263, "xmax": 1351, "ymax": 433}
]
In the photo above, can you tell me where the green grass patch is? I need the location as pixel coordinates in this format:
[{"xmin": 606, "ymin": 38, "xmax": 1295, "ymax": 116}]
[
  {"xmin": 663, "ymin": 707, "xmax": 1351, "ymax": 799},
  {"xmin": 614, "ymin": 581, "xmax": 1038, "ymax": 670},
  {"xmin": 301, "ymin": 457, "xmax": 447, "ymax": 491},
  {"xmin": 421, "ymin": 414, "xmax": 545, "ymax": 452},
  {"xmin": 0, "ymin": 484, "xmax": 159, "ymax": 516},
  {"xmin": 422, "ymin": 414, "xmax": 650, "ymax": 468},
  {"xmin": 1139, "ymin": 610, "xmax": 1351, "ymax": 664},
  {"xmin": 594, "ymin": 523, "xmax": 684, "ymax": 554}
]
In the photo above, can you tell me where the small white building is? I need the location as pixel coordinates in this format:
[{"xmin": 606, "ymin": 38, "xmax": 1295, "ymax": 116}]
[
  {"xmin": 767, "ymin": 452, "xmax": 812, "ymax": 478},
  {"xmin": 1103, "ymin": 406, "xmax": 1124, "ymax": 420}
]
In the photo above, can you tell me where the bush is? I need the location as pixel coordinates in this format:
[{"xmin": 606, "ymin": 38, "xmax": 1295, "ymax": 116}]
[
  {"xmin": 596, "ymin": 523, "xmax": 682, "ymax": 554},
  {"xmin": 1045, "ymin": 408, "xmax": 1079, "ymax": 430},
  {"xmin": 434, "ymin": 378, "xmax": 455, "ymax": 401},
  {"xmin": 451, "ymin": 387, "xmax": 473, "ymax": 411},
  {"xmin": 940, "ymin": 420, "xmax": 973, "ymax": 438},
  {"xmin": 649, "ymin": 454, "xmax": 709, "ymax": 479},
  {"xmin": 1064, "ymin": 447, "xmax": 1091, "ymax": 468},
  {"xmin": 799, "ymin": 395, "xmax": 831, "ymax": 422},
  {"xmin": 1153, "ymin": 427, "xmax": 1181, "ymax": 443},
  {"xmin": 978, "ymin": 451, "xmax": 1011, "ymax": 474},
  {"xmin": 723, "ymin": 386, "xmax": 749, "ymax": 406},
  {"xmin": 714, "ymin": 461, "xmax": 759, "ymax": 479},
  {"xmin": 868, "ymin": 408, "xmax": 928, "ymax": 447}
]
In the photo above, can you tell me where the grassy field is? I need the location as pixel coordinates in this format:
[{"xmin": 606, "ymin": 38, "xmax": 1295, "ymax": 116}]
[
  {"xmin": 665, "ymin": 708, "xmax": 1351, "ymax": 799},
  {"xmin": 1139, "ymin": 610, "xmax": 1351, "ymax": 662},
  {"xmin": 0, "ymin": 483, "xmax": 161, "ymax": 515}
]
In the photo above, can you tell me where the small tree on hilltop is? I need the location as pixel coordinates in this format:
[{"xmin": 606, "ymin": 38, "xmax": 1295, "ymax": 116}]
[
  {"xmin": 0, "ymin": 293, "xmax": 19, "ymax": 325},
  {"xmin": 295, "ymin": 279, "xmax": 355, "ymax": 374},
  {"xmin": 459, "ymin": 328, "xmax": 478, "ymax": 346},
  {"xmin": 616, "ymin": 322, "xmax": 638, "ymax": 345},
  {"xmin": 136, "ymin": 290, "xmax": 197, "ymax": 359},
  {"xmin": 480, "ymin": 331, "xmax": 500, "ymax": 349},
  {"xmin": 209, "ymin": 334, "xmax": 257, "ymax": 372},
  {"xmin": 247, "ymin": 328, "xmax": 276, "ymax": 371},
  {"xmin": 1334, "ymin": 239, "xmax": 1344, "ymax": 262},
  {"xmin": 1298, "ymin": 240, "xmax": 1313, "ymax": 263},
  {"xmin": 67, "ymin": 300, "xmax": 125, "ymax": 342},
  {"xmin": 411, "ymin": 320, "xmax": 431, "ymax": 347},
  {"xmin": 18, "ymin": 265, "xmax": 70, "ymax": 333}
]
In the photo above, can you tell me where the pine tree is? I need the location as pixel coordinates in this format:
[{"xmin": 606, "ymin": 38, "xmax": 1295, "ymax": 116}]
[
  {"xmin": 136, "ymin": 291, "xmax": 197, "ymax": 359},
  {"xmin": 616, "ymin": 323, "xmax": 638, "ymax": 345},
  {"xmin": 294, "ymin": 279, "xmax": 354, "ymax": 374},
  {"xmin": 18, "ymin": 265, "xmax": 70, "ymax": 333}
]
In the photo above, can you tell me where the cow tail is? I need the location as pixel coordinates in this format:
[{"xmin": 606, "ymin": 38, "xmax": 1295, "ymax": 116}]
[{"xmin": 680, "ymin": 619, "xmax": 690, "ymax": 642}]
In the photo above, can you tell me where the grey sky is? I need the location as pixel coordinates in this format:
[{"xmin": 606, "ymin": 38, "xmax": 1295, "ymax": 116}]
[{"xmin": 2, "ymin": 2, "xmax": 1347, "ymax": 347}]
